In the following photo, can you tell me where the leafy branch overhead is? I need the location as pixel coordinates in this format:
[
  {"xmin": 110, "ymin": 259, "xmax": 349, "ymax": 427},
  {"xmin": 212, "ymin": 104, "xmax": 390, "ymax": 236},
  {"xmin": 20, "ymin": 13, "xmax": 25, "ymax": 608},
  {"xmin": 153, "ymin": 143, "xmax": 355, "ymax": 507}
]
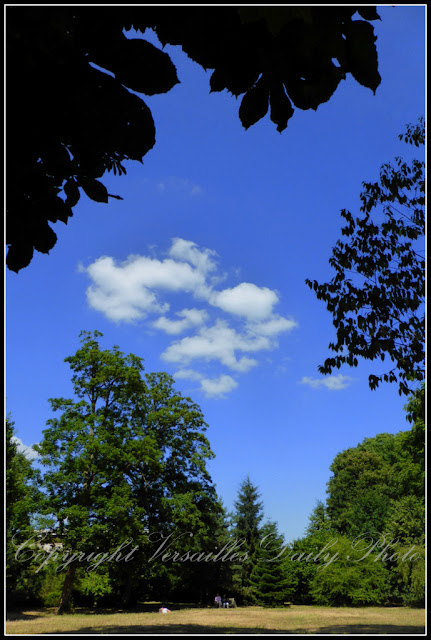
[
  {"xmin": 306, "ymin": 119, "xmax": 425, "ymax": 396},
  {"xmin": 7, "ymin": 6, "xmax": 381, "ymax": 272}
]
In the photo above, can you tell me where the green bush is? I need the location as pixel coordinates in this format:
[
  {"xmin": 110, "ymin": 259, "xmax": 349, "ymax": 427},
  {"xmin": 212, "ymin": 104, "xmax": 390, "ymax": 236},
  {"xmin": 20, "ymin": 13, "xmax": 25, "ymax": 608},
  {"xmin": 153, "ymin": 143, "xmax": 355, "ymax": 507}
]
[
  {"xmin": 392, "ymin": 545, "xmax": 425, "ymax": 607},
  {"xmin": 310, "ymin": 535, "xmax": 390, "ymax": 606},
  {"xmin": 39, "ymin": 568, "xmax": 65, "ymax": 608}
]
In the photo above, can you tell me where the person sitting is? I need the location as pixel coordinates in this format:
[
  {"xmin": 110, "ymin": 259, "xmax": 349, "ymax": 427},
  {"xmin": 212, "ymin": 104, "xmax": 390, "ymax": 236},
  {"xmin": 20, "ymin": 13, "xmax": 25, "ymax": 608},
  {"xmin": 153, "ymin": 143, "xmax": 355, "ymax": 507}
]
[
  {"xmin": 222, "ymin": 594, "xmax": 229, "ymax": 608},
  {"xmin": 158, "ymin": 605, "xmax": 171, "ymax": 613},
  {"xmin": 214, "ymin": 594, "xmax": 222, "ymax": 608}
]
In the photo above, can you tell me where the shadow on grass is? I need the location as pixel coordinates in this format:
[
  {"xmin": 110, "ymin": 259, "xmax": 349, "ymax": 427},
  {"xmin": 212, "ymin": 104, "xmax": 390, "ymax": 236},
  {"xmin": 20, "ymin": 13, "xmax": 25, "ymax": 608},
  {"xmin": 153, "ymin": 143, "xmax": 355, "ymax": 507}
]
[
  {"xmin": 6, "ymin": 611, "xmax": 46, "ymax": 622},
  {"xmin": 50, "ymin": 623, "xmax": 426, "ymax": 635},
  {"xmin": 71, "ymin": 602, "xmax": 205, "ymax": 615}
]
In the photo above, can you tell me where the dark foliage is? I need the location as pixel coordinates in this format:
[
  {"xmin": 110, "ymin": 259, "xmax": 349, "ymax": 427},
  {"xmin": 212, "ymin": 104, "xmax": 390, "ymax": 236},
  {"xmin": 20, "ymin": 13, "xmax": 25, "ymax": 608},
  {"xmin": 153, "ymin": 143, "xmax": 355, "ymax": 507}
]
[
  {"xmin": 306, "ymin": 119, "xmax": 425, "ymax": 395},
  {"xmin": 6, "ymin": 6, "xmax": 381, "ymax": 271}
]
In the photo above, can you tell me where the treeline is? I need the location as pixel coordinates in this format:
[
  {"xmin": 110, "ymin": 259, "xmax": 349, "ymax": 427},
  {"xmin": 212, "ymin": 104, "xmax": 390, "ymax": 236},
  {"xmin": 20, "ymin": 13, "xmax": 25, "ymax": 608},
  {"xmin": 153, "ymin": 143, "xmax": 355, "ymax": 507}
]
[
  {"xmin": 286, "ymin": 383, "xmax": 425, "ymax": 608},
  {"xmin": 6, "ymin": 332, "xmax": 425, "ymax": 611}
]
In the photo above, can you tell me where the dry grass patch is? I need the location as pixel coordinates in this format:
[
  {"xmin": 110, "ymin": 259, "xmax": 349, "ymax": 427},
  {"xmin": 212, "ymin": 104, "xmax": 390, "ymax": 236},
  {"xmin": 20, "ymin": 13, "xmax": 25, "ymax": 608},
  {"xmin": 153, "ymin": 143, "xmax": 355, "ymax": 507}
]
[{"xmin": 6, "ymin": 605, "xmax": 426, "ymax": 635}]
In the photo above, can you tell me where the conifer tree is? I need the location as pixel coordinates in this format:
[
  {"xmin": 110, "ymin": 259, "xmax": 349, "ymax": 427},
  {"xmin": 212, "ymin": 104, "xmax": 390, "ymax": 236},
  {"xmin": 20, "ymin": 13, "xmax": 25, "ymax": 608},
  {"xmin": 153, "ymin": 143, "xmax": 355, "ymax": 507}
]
[
  {"xmin": 249, "ymin": 520, "xmax": 292, "ymax": 606},
  {"xmin": 231, "ymin": 476, "xmax": 264, "ymax": 603}
]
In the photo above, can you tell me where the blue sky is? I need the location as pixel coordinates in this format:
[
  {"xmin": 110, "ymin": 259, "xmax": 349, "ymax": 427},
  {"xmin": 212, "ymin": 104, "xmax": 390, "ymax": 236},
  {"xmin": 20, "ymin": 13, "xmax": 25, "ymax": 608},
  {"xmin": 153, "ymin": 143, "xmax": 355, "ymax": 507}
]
[{"xmin": 6, "ymin": 6, "xmax": 425, "ymax": 542}]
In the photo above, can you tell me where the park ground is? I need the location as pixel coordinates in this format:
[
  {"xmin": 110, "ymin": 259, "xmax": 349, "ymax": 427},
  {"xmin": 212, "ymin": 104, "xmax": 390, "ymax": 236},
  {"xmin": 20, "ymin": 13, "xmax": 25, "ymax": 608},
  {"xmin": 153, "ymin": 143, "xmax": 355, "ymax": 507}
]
[{"xmin": 6, "ymin": 604, "xmax": 426, "ymax": 634}]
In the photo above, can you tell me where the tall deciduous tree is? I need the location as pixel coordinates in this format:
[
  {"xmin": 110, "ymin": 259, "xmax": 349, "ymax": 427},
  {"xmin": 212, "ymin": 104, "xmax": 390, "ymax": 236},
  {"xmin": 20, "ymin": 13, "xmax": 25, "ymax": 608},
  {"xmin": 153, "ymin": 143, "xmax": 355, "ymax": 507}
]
[
  {"xmin": 7, "ymin": 6, "xmax": 382, "ymax": 272},
  {"xmin": 35, "ymin": 330, "xmax": 219, "ymax": 613},
  {"xmin": 325, "ymin": 388, "xmax": 425, "ymax": 541},
  {"xmin": 306, "ymin": 119, "xmax": 425, "ymax": 396}
]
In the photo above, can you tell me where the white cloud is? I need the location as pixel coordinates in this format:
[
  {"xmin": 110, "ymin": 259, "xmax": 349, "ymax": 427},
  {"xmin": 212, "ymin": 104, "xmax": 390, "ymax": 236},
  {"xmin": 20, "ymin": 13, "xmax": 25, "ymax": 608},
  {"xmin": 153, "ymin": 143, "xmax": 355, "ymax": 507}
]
[
  {"xmin": 81, "ymin": 238, "xmax": 299, "ymax": 397},
  {"xmin": 83, "ymin": 252, "xmax": 210, "ymax": 322},
  {"xmin": 161, "ymin": 320, "xmax": 268, "ymax": 372},
  {"xmin": 12, "ymin": 437, "xmax": 39, "ymax": 461},
  {"xmin": 211, "ymin": 282, "xmax": 278, "ymax": 320},
  {"xmin": 174, "ymin": 368, "xmax": 204, "ymax": 382},
  {"xmin": 200, "ymin": 375, "xmax": 238, "ymax": 397},
  {"xmin": 174, "ymin": 369, "xmax": 238, "ymax": 398},
  {"xmin": 153, "ymin": 308, "xmax": 208, "ymax": 334},
  {"xmin": 169, "ymin": 238, "xmax": 217, "ymax": 275},
  {"xmin": 247, "ymin": 315, "xmax": 298, "ymax": 336},
  {"xmin": 300, "ymin": 374, "xmax": 354, "ymax": 391}
]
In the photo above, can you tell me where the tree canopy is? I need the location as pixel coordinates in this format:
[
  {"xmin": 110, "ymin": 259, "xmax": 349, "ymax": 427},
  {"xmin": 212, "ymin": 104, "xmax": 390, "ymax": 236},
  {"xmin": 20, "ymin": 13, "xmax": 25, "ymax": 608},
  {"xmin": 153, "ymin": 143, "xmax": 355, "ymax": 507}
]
[
  {"xmin": 285, "ymin": 385, "xmax": 425, "ymax": 607},
  {"xmin": 325, "ymin": 385, "xmax": 425, "ymax": 543},
  {"xmin": 306, "ymin": 119, "xmax": 425, "ymax": 395},
  {"xmin": 6, "ymin": 417, "xmax": 45, "ymax": 605},
  {"xmin": 34, "ymin": 330, "xmax": 221, "ymax": 612},
  {"xmin": 6, "ymin": 6, "xmax": 382, "ymax": 272}
]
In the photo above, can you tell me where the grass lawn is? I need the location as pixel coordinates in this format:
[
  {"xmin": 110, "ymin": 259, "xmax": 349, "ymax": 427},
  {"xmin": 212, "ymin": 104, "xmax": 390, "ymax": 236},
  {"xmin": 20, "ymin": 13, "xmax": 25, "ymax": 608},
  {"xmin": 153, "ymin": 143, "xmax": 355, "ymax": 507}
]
[{"xmin": 6, "ymin": 604, "xmax": 426, "ymax": 635}]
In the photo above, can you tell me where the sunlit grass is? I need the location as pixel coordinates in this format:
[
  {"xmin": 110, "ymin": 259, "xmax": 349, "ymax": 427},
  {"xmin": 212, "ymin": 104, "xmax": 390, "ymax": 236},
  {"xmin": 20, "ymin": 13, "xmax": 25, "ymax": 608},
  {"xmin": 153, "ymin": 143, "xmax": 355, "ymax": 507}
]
[{"xmin": 6, "ymin": 604, "xmax": 426, "ymax": 634}]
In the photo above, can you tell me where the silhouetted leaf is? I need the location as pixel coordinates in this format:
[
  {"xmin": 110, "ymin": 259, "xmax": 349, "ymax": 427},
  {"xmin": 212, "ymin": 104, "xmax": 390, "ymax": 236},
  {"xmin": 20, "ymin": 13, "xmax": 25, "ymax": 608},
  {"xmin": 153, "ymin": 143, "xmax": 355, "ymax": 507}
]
[
  {"xmin": 33, "ymin": 223, "xmax": 57, "ymax": 254},
  {"xmin": 63, "ymin": 179, "xmax": 80, "ymax": 207},
  {"xmin": 209, "ymin": 68, "xmax": 227, "ymax": 93},
  {"xmin": 110, "ymin": 38, "xmax": 179, "ymax": 95},
  {"xmin": 357, "ymin": 8, "xmax": 381, "ymax": 21},
  {"xmin": 6, "ymin": 242, "xmax": 34, "ymax": 273},
  {"xmin": 270, "ymin": 84, "xmax": 294, "ymax": 132},
  {"xmin": 285, "ymin": 64, "xmax": 344, "ymax": 111},
  {"xmin": 239, "ymin": 78, "xmax": 269, "ymax": 129},
  {"xmin": 344, "ymin": 20, "xmax": 381, "ymax": 93},
  {"xmin": 79, "ymin": 178, "xmax": 109, "ymax": 203}
]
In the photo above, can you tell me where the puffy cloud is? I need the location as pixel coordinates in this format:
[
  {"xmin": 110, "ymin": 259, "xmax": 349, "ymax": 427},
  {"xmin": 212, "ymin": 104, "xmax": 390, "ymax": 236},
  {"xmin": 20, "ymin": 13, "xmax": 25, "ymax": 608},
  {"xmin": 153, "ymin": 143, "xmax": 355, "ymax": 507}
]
[
  {"xmin": 83, "ymin": 253, "xmax": 209, "ymax": 322},
  {"xmin": 81, "ymin": 239, "xmax": 299, "ymax": 397},
  {"xmin": 200, "ymin": 375, "xmax": 238, "ymax": 398},
  {"xmin": 174, "ymin": 369, "xmax": 238, "ymax": 398},
  {"xmin": 153, "ymin": 308, "xmax": 209, "ymax": 334},
  {"xmin": 12, "ymin": 437, "xmax": 39, "ymax": 461},
  {"xmin": 169, "ymin": 238, "xmax": 217, "ymax": 275},
  {"xmin": 161, "ymin": 320, "xmax": 268, "ymax": 372},
  {"xmin": 247, "ymin": 315, "xmax": 298, "ymax": 336},
  {"xmin": 300, "ymin": 374, "xmax": 354, "ymax": 390},
  {"xmin": 211, "ymin": 282, "xmax": 278, "ymax": 320}
]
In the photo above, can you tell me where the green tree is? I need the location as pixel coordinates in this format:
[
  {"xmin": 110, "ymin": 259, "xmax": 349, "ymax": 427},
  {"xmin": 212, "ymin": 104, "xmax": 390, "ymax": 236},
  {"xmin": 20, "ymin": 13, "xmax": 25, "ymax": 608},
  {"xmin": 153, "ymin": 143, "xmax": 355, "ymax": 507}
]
[
  {"xmin": 230, "ymin": 476, "xmax": 264, "ymax": 603},
  {"xmin": 283, "ymin": 530, "xmax": 334, "ymax": 605},
  {"xmin": 384, "ymin": 495, "xmax": 425, "ymax": 547},
  {"xmin": 7, "ymin": 6, "xmax": 382, "ymax": 272},
  {"xmin": 6, "ymin": 416, "xmax": 45, "ymax": 606},
  {"xmin": 310, "ymin": 534, "xmax": 390, "ymax": 606},
  {"xmin": 325, "ymin": 388, "xmax": 425, "ymax": 541},
  {"xmin": 391, "ymin": 544, "xmax": 425, "ymax": 607},
  {"xmin": 305, "ymin": 500, "xmax": 334, "ymax": 536},
  {"xmin": 306, "ymin": 118, "xmax": 425, "ymax": 396},
  {"xmin": 326, "ymin": 446, "xmax": 397, "ymax": 537},
  {"xmin": 35, "ymin": 330, "xmax": 218, "ymax": 613},
  {"xmin": 249, "ymin": 520, "xmax": 293, "ymax": 606},
  {"xmin": 402, "ymin": 383, "xmax": 425, "ymax": 491}
]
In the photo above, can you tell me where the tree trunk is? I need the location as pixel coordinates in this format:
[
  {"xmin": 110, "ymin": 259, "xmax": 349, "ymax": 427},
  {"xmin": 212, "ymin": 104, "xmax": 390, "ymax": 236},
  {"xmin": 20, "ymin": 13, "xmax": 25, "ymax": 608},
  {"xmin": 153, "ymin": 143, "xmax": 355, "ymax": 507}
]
[{"xmin": 57, "ymin": 561, "xmax": 77, "ymax": 614}]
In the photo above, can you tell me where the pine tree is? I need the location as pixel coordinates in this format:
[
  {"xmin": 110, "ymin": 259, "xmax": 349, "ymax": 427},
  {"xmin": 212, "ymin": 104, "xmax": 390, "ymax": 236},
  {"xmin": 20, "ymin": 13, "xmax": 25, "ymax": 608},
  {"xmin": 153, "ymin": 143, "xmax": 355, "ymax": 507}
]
[
  {"xmin": 231, "ymin": 476, "xmax": 264, "ymax": 603},
  {"xmin": 249, "ymin": 521, "xmax": 292, "ymax": 606}
]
